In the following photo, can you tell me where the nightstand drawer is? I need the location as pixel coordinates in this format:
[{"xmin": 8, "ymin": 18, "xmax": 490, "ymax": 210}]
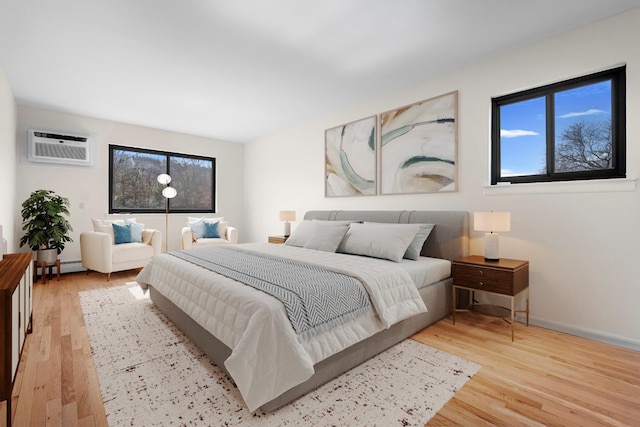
[{"xmin": 452, "ymin": 264, "xmax": 513, "ymax": 294}]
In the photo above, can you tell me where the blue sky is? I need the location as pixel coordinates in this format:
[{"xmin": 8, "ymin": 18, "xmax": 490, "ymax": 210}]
[{"xmin": 499, "ymin": 80, "xmax": 611, "ymax": 176}]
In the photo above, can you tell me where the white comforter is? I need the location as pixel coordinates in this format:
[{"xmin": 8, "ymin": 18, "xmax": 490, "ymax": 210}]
[{"xmin": 136, "ymin": 243, "xmax": 427, "ymax": 412}]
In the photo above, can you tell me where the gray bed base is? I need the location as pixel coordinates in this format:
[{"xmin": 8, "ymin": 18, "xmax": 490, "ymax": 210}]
[{"xmin": 148, "ymin": 210, "xmax": 469, "ymax": 412}]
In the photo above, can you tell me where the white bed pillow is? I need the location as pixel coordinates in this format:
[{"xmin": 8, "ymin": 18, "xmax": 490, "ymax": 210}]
[
  {"xmin": 338, "ymin": 223, "xmax": 420, "ymax": 262},
  {"xmin": 303, "ymin": 224, "xmax": 349, "ymax": 252},
  {"xmin": 363, "ymin": 222, "xmax": 435, "ymax": 260},
  {"xmin": 285, "ymin": 220, "xmax": 352, "ymax": 248}
]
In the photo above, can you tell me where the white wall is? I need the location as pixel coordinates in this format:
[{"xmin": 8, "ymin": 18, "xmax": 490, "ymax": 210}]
[
  {"xmin": 15, "ymin": 107, "xmax": 245, "ymax": 269},
  {"xmin": 0, "ymin": 68, "xmax": 17, "ymax": 253},
  {"xmin": 245, "ymin": 9, "xmax": 640, "ymax": 349}
]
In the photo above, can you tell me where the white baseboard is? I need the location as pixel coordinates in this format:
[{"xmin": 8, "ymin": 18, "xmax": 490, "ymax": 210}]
[
  {"xmin": 59, "ymin": 260, "xmax": 85, "ymax": 274},
  {"xmin": 528, "ymin": 316, "xmax": 640, "ymax": 351},
  {"xmin": 475, "ymin": 296, "xmax": 640, "ymax": 351}
]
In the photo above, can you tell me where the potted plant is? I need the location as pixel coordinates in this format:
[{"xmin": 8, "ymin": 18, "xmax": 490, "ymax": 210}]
[{"xmin": 20, "ymin": 189, "xmax": 73, "ymax": 265}]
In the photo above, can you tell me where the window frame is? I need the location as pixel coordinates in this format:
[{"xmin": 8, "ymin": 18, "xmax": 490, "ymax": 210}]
[
  {"xmin": 491, "ymin": 66, "xmax": 626, "ymax": 185},
  {"xmin": 109, "ymin": 144, "xmax": 216, "ymax": 214}
]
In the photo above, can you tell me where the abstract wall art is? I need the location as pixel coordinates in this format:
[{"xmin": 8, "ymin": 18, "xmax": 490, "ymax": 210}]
[
  {"xmin": 325, "ymin": 115, "xmax": 377, "ymax": 197},
  {"xmin": 380, "ymin": 91, "xmax": 458, "ymax": 194}
]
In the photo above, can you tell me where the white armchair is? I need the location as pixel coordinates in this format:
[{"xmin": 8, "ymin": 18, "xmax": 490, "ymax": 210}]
[
  {"xmin": 80, "ymin": 219, "xmax": 161, "ymax": 280},
  {"xmin": 181, "ymin": 220, "xmax": 238, "ymax": 249}
]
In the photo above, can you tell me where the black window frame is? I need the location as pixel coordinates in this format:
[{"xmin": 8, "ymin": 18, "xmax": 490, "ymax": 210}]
[
  {"xmin": 109, "ymin": 144, "xmax": 216, "ymax": 214},
  {"xmin": 491, "ymin": 66, "xmax": 626, "ymax": 185}
]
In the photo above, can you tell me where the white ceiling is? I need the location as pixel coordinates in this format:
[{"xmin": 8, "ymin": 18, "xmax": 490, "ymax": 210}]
[{"xmin": 1, "ymin": 0, "xmax": 639, "ymax": 143}]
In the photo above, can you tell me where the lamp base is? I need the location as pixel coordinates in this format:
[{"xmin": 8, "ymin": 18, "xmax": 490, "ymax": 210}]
[
  {"xmin": 484, "ymin": 232, "xmax": 500, "ymax": 261},
  {"xmin": 284, "ymin": 222, "xmax": 291, "ymax": 237}
]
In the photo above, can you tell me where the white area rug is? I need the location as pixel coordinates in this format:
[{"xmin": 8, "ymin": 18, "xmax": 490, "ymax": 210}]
[{"xmin": 79, "ymin": 284, "xmax": 480, "ymax": 426}]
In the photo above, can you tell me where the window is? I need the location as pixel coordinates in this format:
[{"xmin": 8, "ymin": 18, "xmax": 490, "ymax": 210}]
[
  {"xmin": 491, "ymin": 66, "xmax": 625, "ymax": 185},
  {"xmin": 109, "ymin": 145, "xmax": 216, "ymax": 213}
]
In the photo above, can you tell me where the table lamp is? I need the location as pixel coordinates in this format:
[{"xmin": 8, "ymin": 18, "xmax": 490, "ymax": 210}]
[
  {"xmin": 279, "ymin": 210, "xmax": 296, "ymax": 237},
  {"xmin": 474, "ymin": 211, "xmax": 510, "ymax": 261}
]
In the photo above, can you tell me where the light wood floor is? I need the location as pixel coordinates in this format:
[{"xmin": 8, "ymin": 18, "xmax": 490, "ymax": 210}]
[{"xmin": 3, "ymin": 270, "xmax": 640, "ymax": 426}]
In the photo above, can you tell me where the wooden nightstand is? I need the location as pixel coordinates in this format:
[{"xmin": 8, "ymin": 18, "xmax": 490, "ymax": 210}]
[
  {"xmin": 268, "ymin": 235, "xmax": 288, "ymax": 244},
  {"xmin": 452, "ymin": 255, "xmax": 529, "ymax": 341}
]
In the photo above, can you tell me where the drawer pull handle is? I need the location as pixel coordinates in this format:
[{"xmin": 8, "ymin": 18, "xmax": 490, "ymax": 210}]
[
  {"xmin": 478, "ymin": 270, "xmax": 483, "ymax": 275},
  {"xmin": 478, "ymin": 281, "xmax": 484, "ymax": 286}
]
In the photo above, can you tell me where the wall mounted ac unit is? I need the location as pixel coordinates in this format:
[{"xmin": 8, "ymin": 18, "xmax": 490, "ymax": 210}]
[{"xmin": 28, "ymin": 129, "xmax": 93, "ymax": 166}]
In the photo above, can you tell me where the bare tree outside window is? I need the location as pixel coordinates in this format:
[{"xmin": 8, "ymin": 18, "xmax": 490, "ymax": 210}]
[
  {"xmin": 112, "ymin": 150, "xmax": 165, "ymax": 210},
  {"xmin": 170, "ymin": 156, "xmax": 214, "ymax": 210},
  {"xmin": 109, "ymin": 145, "xmax": 216, "ymax": 213},
  {"xmin": 555, "ymin": 119, "xmax": 612, "ymax": 173}
]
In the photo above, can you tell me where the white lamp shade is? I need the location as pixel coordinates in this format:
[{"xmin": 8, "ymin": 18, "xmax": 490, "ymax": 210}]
[
  {"xmin": 157, "ymin": 173, "xmax": 172, "ymax": 185},
  {"xmin": 474, "ymin": 211, "xmax": 511, "ymax": 232},
  {"xmin": 162, "ymin": 186, "xmax": 177, "ymax": 198},
  {"xmin": 279, "ymin": 210, "xmax": 296, "ymax": 222}
]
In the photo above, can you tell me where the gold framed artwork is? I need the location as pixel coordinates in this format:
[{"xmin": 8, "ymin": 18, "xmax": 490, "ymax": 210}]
[
  {"xmin": 380, "ymin": 91, "xmax": 458, "ymax": 194},
  {"xmin": 325, "ymin": 115, "xmax": 377, "ymax": 197}
]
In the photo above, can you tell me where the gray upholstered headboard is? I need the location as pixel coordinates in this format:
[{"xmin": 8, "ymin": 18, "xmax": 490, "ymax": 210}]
[{"xmin": 303, "ymin": 210, "xmax": 469, "ymax": 262}]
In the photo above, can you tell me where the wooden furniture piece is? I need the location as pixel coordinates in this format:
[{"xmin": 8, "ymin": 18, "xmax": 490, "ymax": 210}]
[
  {"xmin": 268, "ymin": 235, "xmax": 288, "ymax": 244},
  {"xmin": 0, "ymin": 253, "xmax": 34, "ymax": 426},
  {"xmin": 34, "ymin": 259, "xmax": 60, "ymax": 284},
  {"xmin": 452, "ymin": 255, "xmax": 529, "ymax": 341}
]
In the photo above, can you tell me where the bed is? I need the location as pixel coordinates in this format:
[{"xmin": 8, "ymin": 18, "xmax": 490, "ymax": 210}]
[{"xmin": 135, "ymin": 210, "xmax": 469, "ymax": 412}]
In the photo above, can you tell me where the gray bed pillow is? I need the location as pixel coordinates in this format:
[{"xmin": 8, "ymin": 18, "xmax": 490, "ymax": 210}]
[
  {"xmin": 403, "ymin": 223, "xmax": 435, "ymax": 260},
  {"xmin": 362, "ymin": 222, "xmax": 435, "ymax": 260},
  {"xmin": 285, "ymin": 220, "xmax": 353, "ymax": 248},
  {"xmin": 284, "ymin": 220, "xmax": 316, "ymax": 247},
  {"xmin": 303, "ymin": 224, "xmax": 349, "ymax": 252},
  {"xmin": 338, "ymin": 223, "xmax": 420, "ymax": 262}
]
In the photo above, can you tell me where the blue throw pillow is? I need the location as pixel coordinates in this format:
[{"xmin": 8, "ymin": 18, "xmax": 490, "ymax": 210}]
[
  {"xmin": 113, "ymin": 223, "xmax": 132, "ymax": 244},
  {"xmin": 126, "ymin": 219, "xmax": 144, "ymax": 243},
  {"xmin": 203, "ymin": 221, "xmax": 220, "ymax": 238},
  {"xmin": 189, "ymin": 218, "xmax": 205, "ymax": 239}
]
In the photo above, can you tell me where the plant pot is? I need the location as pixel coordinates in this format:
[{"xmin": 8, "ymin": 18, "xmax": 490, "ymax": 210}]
[{"xmin": 37, "ymin": 248, "xmax": 58, "ymax": 266}]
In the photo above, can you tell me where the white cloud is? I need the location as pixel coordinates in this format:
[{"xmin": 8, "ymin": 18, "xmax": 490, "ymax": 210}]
[
  {"xmin": 500, "ymin": 129, "xmax": 538, "ymax": 138},
  {"xmin": 501, "ymin": 168, "xmax": 537, "ymax": 177},
  {"xmin": 557, "ymin": 108, "xmax": 606, "ymax": 118}
]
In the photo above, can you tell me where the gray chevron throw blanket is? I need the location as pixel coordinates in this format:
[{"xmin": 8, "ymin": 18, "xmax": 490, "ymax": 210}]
[{"xmin": 170, "ymin": 246, "xmax": 371, "ymax": 339}]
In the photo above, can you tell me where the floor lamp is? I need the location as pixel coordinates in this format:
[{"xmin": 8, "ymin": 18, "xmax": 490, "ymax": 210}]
[{"xmin": 157, "ymin": 174, "xmax": 177, "ymax": 252}]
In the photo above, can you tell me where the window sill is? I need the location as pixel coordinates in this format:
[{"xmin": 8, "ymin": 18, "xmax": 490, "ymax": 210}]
[{"xmin": 483, "ymin": 178, "xmax": 636, "ymax": 196}]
